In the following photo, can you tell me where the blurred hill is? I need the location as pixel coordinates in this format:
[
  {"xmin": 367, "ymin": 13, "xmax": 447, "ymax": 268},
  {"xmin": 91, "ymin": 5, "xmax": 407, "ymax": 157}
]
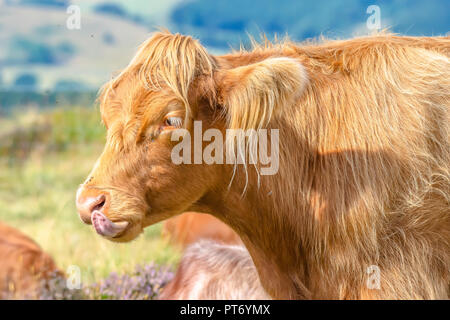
[
  {"xmin": 0, "ymin": 2, "xmax": 151, "ymax": 92},
  {"xmin": 172, "ymin": 0, "xmax": 449, "ymax": 49},
  {"xmin": 0, "ymin": 0, "xmax": 448, "ymax": 109}
]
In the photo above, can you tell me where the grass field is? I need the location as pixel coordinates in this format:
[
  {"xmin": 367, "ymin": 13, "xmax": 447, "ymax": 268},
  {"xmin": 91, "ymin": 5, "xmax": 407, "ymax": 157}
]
[{"xmin": 0, "ymin": 107, "xmax": 181, "ymax": 286}]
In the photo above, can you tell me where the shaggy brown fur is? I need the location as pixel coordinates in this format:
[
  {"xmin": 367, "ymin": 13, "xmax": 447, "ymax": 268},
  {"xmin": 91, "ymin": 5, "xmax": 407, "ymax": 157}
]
[
  {"xmin": 0, "ymin": 223, "xmax": 60, "ymax": 299},
  {"xmin": 76, "ymin": 32, "xmax": 450, "ymax": 299},
  {"xmin": 159, "ymin": 240, "xmax": 269, "ymax": 300},
  {"xmin": 162, "ymin": 212, "xmax": 242, "ymax": 248}
]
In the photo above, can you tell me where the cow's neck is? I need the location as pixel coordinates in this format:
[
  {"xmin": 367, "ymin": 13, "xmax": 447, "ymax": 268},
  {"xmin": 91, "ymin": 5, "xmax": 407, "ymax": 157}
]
[
  {"xmin": 195, "ymin": 142, "xmax": 374, "ymax": 299},
  {"xmin": 196, "ymin": 171, "xmax": 315, "ymax": 299}
]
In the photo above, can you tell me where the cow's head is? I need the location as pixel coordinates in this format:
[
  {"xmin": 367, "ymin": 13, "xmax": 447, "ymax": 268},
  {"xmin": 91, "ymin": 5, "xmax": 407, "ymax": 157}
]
[{"xmin": 76, "ymin": 32, "xmax": 306, "ymax": 242}]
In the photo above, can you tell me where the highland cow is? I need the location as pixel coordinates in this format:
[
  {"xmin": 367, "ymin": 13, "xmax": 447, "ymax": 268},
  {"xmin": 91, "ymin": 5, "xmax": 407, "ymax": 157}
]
[
  {"xmin": 76, "ymin": 32, "xmax": 449, "ymax": 299},
  {"xmin": 0, "ymin": 223, "xmax": 60, "ymax": 299},
  {"xmin": 159, "ymin": 240, "xmax": 269, "ymax": 300},
  {"xmin": 162, "ymin": 212, "xmax": 241, "ymax": 248}
]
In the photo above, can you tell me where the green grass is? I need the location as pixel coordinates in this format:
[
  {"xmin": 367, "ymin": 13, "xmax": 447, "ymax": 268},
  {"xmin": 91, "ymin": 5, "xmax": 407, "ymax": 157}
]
[{"xmin": 0, "ymin": 107, "xmax": 180, "ymax": 285}]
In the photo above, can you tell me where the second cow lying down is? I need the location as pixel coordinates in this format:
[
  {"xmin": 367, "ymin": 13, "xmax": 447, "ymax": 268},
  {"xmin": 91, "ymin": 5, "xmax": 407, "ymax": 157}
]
[
  {"xmin": 161, "ymin": 213, "xmax": 267, "ymax": 299},
  {"xmin": 0, "ymin": 222, "xmax": 60, "ymax": 299},
  {"xmin": 159, "ymin": 240, "xmax": 269, "ymax": 300},
  {"xmin": 162, "ymin": 212, "xmax": 241, "ymax": 248}
]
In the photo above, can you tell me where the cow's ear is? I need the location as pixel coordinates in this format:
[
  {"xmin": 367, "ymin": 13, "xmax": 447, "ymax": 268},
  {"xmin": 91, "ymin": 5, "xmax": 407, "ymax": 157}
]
[{"xmin": 216, "ymin": 57, "xmax": 308, "ymax": 130}]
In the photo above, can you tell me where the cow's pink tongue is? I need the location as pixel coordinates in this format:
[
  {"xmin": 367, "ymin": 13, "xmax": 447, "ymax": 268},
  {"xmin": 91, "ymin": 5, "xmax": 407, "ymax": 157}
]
[{"xmin": 91, "ymin": 211, "xmax": 128, "ymax": 237}]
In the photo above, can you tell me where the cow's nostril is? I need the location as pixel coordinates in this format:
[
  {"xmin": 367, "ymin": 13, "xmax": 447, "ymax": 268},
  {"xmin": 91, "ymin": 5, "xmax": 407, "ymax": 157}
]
[
  {"xmin": 76, "ymin": 189, "xmax": 109, "ymax": 225},
  {"xmin": 92, "ymin": 196, "xmax": 106, "ymax": 213}
]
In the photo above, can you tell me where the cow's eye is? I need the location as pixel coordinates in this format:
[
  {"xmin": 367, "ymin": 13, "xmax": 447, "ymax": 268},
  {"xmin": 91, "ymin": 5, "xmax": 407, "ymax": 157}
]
[{"xmin": 164, "ymin": 116, "xmax": 183, "ymax": 128}]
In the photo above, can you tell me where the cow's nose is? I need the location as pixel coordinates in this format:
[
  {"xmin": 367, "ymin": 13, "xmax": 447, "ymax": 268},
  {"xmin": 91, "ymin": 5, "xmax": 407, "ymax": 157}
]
[{"xmin": 76, "ymin": 187, "xmax": 108, "ymax": 225}]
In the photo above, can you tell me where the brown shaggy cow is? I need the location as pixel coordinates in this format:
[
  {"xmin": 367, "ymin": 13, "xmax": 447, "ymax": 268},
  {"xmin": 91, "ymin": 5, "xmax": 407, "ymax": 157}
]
[
  {"xmin": 76, "ymin": 32, "xmax": 449, "ymax": 299},
  {"xmin": 162, "ymin": 212, "xmax": 241, "ymax": 248},
  {"xmin": 159, "ymin": 240, "xmax": 269, "ymax": 300},
  {"xmin": 0, "ymin": 222, "xmax": 60, "ymax": 299}
]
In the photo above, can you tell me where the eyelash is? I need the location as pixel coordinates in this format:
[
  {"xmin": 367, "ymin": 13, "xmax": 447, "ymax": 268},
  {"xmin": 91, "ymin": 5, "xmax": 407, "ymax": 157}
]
[
  {"xmin": 143, "ymin": 115, "xmax": 183, "ymax": 143},
  {"xmin": 164, "ymin": 116, "xmax": 183, "ymax": 128}
]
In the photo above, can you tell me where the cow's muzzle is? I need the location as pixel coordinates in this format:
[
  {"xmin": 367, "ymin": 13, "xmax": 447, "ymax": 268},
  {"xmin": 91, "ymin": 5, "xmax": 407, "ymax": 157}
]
[{"xmin": 76, "ymin": 186, "xmax": 129, "ymax": 238}]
